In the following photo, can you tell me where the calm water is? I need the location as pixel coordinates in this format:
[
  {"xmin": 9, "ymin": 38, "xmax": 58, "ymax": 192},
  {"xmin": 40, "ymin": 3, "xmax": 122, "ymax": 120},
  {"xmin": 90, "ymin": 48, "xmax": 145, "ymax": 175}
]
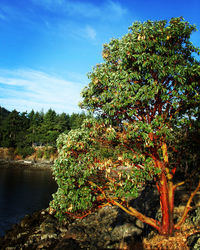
[{"xmin": 0, "ymin": 167, "xmax": 57, "ymax": 236}]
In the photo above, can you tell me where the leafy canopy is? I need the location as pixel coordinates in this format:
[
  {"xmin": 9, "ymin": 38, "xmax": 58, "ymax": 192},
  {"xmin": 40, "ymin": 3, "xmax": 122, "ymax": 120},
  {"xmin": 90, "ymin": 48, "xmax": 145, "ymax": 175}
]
[{"xmin": 81, "ymin": 17, "xmax": 199, "ymax": 123}]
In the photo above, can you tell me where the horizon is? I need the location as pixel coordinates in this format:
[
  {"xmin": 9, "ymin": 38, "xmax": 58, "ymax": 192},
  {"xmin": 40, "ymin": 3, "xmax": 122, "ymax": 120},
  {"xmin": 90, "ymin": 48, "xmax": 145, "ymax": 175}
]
[{"xmin": 0, "ymin": 0, "xmax": 199, "ymax": 114}]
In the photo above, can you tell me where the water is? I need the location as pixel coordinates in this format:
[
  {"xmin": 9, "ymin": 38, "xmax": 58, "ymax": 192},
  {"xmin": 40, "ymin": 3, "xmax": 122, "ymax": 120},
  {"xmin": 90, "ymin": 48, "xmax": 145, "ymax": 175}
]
[{"xmin": 0, "ymin": 167, "xmax": 57, "ymax": 237}]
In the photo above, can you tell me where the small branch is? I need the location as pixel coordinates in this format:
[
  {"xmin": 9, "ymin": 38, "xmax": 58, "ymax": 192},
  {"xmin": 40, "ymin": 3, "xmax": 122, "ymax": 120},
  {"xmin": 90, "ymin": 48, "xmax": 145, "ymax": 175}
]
[
  {"xmin": 111, "ymin": 199, "xmax": 160, "ymax": 232},
  {"xmin": 88, "ymin": 181, "xmax": 107, "ymax": 200},
  {"xmin": 175, "ymin": 181, "xmax": 200, "ymax": 229},
  {"xmin": 65, "ymin": 210, "xmax": 91, "ymax": 219},
  {"xmin": 174, "ymin": 181, "xmax": 185, "ymax": 191}
]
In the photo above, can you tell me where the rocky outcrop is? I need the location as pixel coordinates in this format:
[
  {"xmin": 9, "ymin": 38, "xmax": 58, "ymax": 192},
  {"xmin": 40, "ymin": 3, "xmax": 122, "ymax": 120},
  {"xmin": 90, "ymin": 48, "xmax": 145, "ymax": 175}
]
[
  {"xmin": 0, "ymin": 184, "xmax": 199, "ymax": 249},
  {"xmin": 0, "ymin": 205, "xmax": 145, "ymax": 249},
  {"xmin": 187, "ymin": 232, "xmax": 200, "ymax": 250}
]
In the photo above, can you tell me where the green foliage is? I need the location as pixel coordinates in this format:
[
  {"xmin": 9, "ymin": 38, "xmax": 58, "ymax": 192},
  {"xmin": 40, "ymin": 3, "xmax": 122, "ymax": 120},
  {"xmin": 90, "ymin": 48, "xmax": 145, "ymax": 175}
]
[
  {"xmin": 81, "ymin": 17, "xmax": 199, "ymax": 126},
  {"xmin": 43, "ymin": 146, "xmax": 57, "ymax": 160},
  {"xmin": 0, "ymin": 110, "xmax": 30, "ymax": 148},
  {"xmin": 50, "ymin": 120, "xmax": 99, "ymax": 218},
  {"xmin": 69, "ymin": 112, "xmax": 89, "ymax": 130},
  {"xmin": 15, "ymin": 146, "xmax": 35, "ymax": 159},
  {"xmin": 50, "ymin": 118, "xmax": 160, "ymax": 219},
  {"xmin": 51, "ymin": 17, "xmax": 200, "ymax": 222},
  {"xmin": 0, "ymin": 106, "xmax": 89, "ymax": 158},
  {"xmin": 36, "ymin": 148, "xmax": 43, "ymax": 159},
  {"xmin": 80, "ymin": 16, "xmax": 200, "ymax": 170},
  {"xmin": 0, "ymin": 106, "xmax": 10, "ymax": 120}
]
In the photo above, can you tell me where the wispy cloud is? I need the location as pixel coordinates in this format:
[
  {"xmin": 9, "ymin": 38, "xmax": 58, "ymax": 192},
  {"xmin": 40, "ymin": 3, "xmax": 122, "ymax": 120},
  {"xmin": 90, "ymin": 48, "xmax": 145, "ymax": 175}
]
[
  {"xmin": 0, "ymin": 0, "xmax": 128, "ymax": 43},
  {"xmin": 65, "ymin": 1, "xmax": 100, "ymax": 18},
  {"xmin": 0, "ymin": 12, "xmax": 6, "ymax": 21},
  {"xmin": 85, "ymin": 26, "xmax": 96, "ymax": 40},
  {"xmin": 0, "ymin": 68, "xmax": 86, "ymax": 114},
  {"xmin": 106, "ymin": 1, "xmax": 127, "ymax": 17},
  {"xmin": 0, "ymin": 3, "xmax": 42, "ymax": 28},
  {"xmin": 0, "ymin": 5, "xmax": 15, "ymax": 21},
  {"xmin": 31, "ymin": 0, "xmax": 127, "ymax": 19}
]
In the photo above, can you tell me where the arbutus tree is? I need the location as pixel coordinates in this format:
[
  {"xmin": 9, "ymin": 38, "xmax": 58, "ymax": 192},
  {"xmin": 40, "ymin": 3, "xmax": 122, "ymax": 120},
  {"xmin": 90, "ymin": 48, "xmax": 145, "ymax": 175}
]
[{"xmin": 51, "ymin": 17, "xmax": 200, "ymax": 236}]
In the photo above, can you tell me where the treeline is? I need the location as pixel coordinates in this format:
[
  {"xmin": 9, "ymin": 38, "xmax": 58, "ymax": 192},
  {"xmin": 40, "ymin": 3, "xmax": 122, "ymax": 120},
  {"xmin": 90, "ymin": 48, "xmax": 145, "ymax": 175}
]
[{"xmin": 0, "ymin": 106, "xmax": 89, "ymax": 158}]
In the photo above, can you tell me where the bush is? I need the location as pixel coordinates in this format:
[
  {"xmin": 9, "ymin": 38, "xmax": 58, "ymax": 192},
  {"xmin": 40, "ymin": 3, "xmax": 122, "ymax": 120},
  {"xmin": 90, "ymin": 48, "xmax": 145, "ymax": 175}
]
[
  {"xmin": 44, "ymin": 146, "xmax": 56, "ymax": 160},
  {"xmin": 36, "ymin": 148, "xmax": 43, "ymax": 159},
  {"xmin": 16, "ymin": 146, "xmax": 35, "ymax": 159}
]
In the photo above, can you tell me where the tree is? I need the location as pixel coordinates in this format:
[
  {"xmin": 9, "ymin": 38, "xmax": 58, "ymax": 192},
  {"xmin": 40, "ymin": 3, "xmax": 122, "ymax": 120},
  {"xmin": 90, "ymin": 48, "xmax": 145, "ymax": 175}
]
[
  {"xmin": 27, "ymin": 110, "xmax": 44, "ymax": 146},
  {"xmin": 0, "ymin": 106, "xmax": 10, "ymax": 145},
  {"xmin": 69, "ymin": 112, "xmax": 88, "ymax": 130},
  {"xmin": 1, "ymin": 110, "xmax": 22, "ymax": 147},
  {"xmin": 40, "ymin": 109, "xmax": 58, "ymax": 145},
  {"xmin": 56, "ymin": 112, "xmax": 70, "ymax": 134},
  {"xmin": 0, "ymin": 109, "xmax": 34, "ymax": 157},
  {"xmin": 51, "ymin": 17, "xmax": 200, "ymax": 236}
]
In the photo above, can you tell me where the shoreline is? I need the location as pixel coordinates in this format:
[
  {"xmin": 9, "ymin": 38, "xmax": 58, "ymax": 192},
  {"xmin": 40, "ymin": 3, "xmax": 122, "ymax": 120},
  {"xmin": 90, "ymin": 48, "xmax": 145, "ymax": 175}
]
[
  {"xmin": 0, "ymin": 159, "xmax": 53, "ymax": 170},
  {"xmin": 0, "ymin": 187, "xmax": 199, "ymax": 249}
]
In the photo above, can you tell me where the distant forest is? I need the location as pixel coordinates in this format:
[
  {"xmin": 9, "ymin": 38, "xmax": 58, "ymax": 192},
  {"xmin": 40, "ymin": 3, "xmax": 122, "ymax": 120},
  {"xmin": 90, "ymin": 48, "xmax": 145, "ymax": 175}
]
[{"xmin": 0, "ymin": 106, "xmax": 90, "ymax": 157}]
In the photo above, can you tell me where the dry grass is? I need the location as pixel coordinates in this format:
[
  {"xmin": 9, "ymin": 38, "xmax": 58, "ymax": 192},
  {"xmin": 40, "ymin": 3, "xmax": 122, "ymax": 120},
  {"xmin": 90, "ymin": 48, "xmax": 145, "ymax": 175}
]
[
  {"xmin": 143, "ymin": 224, "xmax": 199, "ymax": 250},
  {"xmin": 116, "ymin": 222, "xmax": 199, "ymax": 250}
]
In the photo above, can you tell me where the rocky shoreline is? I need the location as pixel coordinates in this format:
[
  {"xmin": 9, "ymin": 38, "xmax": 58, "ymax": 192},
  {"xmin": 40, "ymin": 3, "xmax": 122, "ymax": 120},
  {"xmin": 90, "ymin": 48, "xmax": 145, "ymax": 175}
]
[
  {"xmin": 0, "ymin": 185, "xmax": 155, "ymax": 249},
  {"xmin": 0, "ymin": 159, "xmax": 53, "ymax": 170},
  {"xmin": 0, "ymin": 206, "xmax": 145, "ymax": 250},
  {"xmin": 0, "ymin": 184, "xmax": 200, "ymax": 249},
  {"xmin": 0, "ymin": 159, "xmax": 199, "ymax": 249}
]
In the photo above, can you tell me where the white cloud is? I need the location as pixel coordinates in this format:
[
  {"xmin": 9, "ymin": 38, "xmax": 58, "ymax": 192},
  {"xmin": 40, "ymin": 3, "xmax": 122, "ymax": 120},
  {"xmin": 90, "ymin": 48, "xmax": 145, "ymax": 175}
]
[
  {"xmin": 66, "ymin": 1, "xmax": 100, "ymax": 18},
  {"xmin": 85, "ymin": 26, "xmax": 96, "ymax": 40},
  {"xmin": 59, "ymin": 22, "xmax": 97, "ymax": 41},
  {"xmin": 84, "ymin": 25, "xmax": 96, "ymax": 40},
  {"xmin": 0, "ymin": 1, "xmax": 128, "ymax": 43},
  {"xmin": 106, "ymin": 1, "xmax": 127, "ymax": 17},
  {"xmin": 0, "ymin": 68, "xmax": 87, "ymax": 114},
  {"xmin": 31, "ymin": 0, "xmax": 127, "ymax": 19}
]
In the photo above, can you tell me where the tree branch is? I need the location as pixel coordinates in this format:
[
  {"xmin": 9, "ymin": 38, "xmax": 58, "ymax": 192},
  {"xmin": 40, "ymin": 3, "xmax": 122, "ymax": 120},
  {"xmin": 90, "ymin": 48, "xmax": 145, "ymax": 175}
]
[
  {"xmin": 174, "ymin": 181, "xmax": 185, "ymax": 190},
  {"xmin": 175, "ymin": 181, "xmax": 200, "ymax": 229},
  {"xmin": 111, "ymin": 199, "xmax": 161, "ymax": 232}
]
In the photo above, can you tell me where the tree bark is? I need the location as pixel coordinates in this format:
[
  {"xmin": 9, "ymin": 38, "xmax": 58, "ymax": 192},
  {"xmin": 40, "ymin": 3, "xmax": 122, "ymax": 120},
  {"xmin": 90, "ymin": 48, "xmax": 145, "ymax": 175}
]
[{"xmin": 158, "ymin": 171, "xmax": 174, "ymax": 235}]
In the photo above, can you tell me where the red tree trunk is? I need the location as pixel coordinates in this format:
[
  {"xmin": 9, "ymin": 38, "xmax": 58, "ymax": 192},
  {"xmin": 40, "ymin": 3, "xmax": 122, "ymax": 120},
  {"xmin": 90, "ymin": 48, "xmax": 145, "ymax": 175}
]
[{"xmin": 158, "ymin": 171, "xmax": 174, "ymax": 235}]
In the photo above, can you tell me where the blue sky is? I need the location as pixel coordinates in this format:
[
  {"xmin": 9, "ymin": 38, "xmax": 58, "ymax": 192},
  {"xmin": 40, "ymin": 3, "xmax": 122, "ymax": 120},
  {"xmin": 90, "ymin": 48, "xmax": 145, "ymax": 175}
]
[{"xmin": 0, "ymin": 0, "xmax": 199, "ymax": 114}]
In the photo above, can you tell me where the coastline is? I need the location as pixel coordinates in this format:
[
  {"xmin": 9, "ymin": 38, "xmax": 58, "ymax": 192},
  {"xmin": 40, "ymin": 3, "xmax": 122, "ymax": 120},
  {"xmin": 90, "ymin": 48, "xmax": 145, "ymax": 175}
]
[
  {"xmin": 0, "ymin": 186, "xmax": 199, "ymax": 249},
  {"xmin": 0, "ymin": 155, "xmax": 199, "ymax": 248},
  {"xmin": 0, "ymin": 159, "xmax": 53, "ymax": 170}
]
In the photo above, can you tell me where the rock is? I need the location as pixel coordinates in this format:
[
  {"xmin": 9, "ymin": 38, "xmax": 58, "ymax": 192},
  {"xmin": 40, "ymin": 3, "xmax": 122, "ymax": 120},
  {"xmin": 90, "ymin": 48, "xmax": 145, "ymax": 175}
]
[
  {"xmin": 40, "ymin": 219, "xmax": 57, "ymax": 234},
  {"xmin": 187, "ymin": 233, "xmax": 200, "ymax": 250},
  {"xmin": 1, "ymin": 183, "xmax": 199, "ymax": 249},
  {"xmin": 190, "ymin": 207, "xmax": 200, "ymax": 227},
  {"xmin": 111, "ymin": 222, "xmax": 142, "ymax": 240},
  {"xmin": 62, "ymin": 205, "xmax": 144, "ymax": 249},
  {"xmin": 41, "ymin": 233, "xmax": 57, "ymax": 240},
  {"xmin": 20, "ymin": 215, "xmax": 30, "ymax": 228},
  {"xmin": 54, "ymin": 238, "xmax": 83, "ymax": 250}
]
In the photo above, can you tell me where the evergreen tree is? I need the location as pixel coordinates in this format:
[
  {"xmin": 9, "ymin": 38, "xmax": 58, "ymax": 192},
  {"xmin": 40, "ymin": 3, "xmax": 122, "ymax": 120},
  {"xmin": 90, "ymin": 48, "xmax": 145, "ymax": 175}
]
[{"xmin": 69, "ymin": 112, "xmax": 88, "ymax": 130}]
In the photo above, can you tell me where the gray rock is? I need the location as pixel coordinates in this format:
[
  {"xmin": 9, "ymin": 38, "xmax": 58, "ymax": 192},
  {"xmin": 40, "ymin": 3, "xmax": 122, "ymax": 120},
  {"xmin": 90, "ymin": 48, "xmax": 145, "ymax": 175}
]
[
  {"xmin": 20, "ymin": 215, "xmax": 30, "ymax": 228},
  {"xmin": 191, "ymin": 207, "xmax": 200, "ymax": 227},
  {"xmin": 54, "ymin": 238, "xmax": 83, "ymax": 250},
  {"xmin": 41, "ymin": 233, "xmax": 57, "ymax": 240},
  {"xmin": 187, "ymin": 233, "xmax": 200, "ymax": 250},
  {"xmin": 2, "ymin": 183, "xmax": 199, "ymax": 249},
  {"xmin": 111, "ymin": 222, "xmax": 143, "ymax": 241}
]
